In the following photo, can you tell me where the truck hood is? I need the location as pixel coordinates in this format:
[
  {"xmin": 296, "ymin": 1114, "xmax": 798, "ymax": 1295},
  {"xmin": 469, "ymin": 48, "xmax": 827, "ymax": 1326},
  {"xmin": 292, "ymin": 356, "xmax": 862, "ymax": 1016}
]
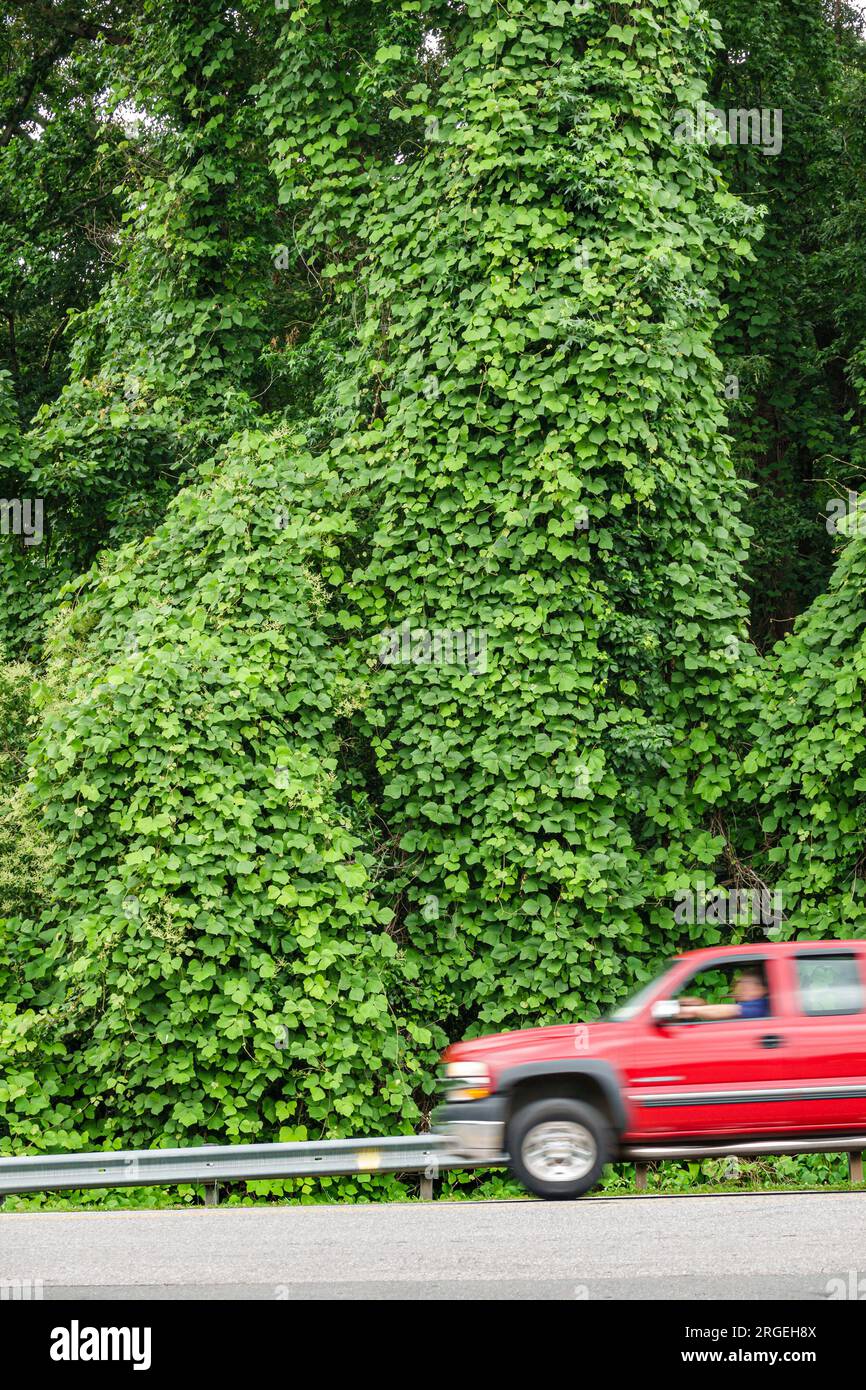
[{"xmin": 443, "ymin": 1019, "xmax": 626, "ymax": 1073}]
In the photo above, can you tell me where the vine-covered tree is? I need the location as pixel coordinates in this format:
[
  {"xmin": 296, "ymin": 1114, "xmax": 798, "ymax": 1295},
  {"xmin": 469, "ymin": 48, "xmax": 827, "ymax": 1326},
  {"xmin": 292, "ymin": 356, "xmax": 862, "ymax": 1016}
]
[{"xmin": 1, "ymin": 0, "xmax": 866, "ymax": 1199}]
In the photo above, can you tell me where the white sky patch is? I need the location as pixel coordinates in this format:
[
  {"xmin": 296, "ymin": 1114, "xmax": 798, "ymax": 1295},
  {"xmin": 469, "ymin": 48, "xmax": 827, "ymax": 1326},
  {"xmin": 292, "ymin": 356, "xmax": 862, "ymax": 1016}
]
[{"xmin": 99, "ymin": 95, "xmax": 168, "ymax": 139}]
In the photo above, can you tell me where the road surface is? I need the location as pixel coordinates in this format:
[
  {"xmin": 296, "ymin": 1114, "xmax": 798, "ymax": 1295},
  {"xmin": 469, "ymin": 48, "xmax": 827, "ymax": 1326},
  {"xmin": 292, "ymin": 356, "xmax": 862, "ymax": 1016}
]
[{"xmin": 2, "ymin": 1192, "xmax": 865, "ymax": 1299}]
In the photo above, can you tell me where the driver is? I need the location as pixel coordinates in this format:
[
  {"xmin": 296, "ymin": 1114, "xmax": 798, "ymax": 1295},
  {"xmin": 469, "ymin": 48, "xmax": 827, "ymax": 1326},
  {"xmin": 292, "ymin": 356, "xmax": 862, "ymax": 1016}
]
[{"xmin": 678, "ymin": 967, "xmax": 770, "ymax": 1022}]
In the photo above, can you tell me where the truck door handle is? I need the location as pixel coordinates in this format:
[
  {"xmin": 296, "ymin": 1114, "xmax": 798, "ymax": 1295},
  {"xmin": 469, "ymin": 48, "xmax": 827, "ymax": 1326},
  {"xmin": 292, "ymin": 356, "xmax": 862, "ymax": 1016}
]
[{"xmin": 760, "ymin": 1034, "xmax": 784, "ymax": 1049}]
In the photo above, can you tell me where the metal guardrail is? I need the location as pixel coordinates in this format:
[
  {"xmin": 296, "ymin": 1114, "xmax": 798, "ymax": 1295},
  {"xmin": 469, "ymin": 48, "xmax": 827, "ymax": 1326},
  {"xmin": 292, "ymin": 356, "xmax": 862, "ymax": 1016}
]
[
  {"xmin": 3, "ymin": 1132, "xmax": 862, "ymax": 1204},
  {"xmin": 0, "ymin": 1134, "xmax": 498, "ymax": 1203}
]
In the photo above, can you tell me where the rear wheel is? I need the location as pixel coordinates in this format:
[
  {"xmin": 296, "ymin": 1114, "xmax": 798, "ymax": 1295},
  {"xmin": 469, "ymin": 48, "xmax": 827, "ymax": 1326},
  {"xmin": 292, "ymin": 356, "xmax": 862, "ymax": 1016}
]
[{"xmin": 507, "ymin": 1098, "xmax": 610, "ymax": 1200}]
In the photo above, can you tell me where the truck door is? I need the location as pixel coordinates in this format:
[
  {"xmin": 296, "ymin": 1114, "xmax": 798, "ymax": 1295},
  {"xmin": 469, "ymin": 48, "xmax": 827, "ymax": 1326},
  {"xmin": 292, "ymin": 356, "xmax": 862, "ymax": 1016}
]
[
  {"xmin": 624, "ymin": 953, "xmax": 807, "ymax": 1138},
  {"xmin": 766, "ymin": 947, "xmax": 866, "ymax": 1135}
]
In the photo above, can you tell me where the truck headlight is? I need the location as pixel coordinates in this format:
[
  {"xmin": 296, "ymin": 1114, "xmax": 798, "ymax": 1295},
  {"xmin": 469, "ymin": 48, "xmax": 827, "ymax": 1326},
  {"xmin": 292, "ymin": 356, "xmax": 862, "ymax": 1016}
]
[{"xmin": 443, "ymin": 1060, "xmax": 492, "ymax": 1102}]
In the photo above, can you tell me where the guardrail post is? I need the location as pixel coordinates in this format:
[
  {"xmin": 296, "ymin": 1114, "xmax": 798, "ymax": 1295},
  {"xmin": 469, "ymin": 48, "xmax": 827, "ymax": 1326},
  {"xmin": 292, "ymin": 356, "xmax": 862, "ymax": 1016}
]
[
  {"xmin": 420, "ymin": 1154, "xmax": 439, "ymax": 1201},
  {"xmin": 849, "ymin": 1152, "xmax": 863, "ymax": 1184},
  {"xmin": 635, "ymin": 1162, "xmax": 648, "ymax": 1192},
  {"xmin": 204, "ymin": 1181, "xmax": 221, "ymax": 1207}
]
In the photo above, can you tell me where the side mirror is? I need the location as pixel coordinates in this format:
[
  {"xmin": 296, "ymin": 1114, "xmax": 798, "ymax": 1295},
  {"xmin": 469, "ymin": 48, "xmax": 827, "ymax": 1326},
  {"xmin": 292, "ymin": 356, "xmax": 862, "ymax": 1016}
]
[{"xmin": 651, "ymin": 999, "xmax": 681, "ymax": 1024}]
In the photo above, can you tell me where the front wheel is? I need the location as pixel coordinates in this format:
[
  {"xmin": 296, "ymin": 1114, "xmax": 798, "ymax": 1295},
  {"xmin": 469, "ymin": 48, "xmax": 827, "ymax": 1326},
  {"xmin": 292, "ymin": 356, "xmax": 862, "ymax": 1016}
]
[{"xmin": 507, "ymin": 1098, "xmax": 610, "ymax": 1200}]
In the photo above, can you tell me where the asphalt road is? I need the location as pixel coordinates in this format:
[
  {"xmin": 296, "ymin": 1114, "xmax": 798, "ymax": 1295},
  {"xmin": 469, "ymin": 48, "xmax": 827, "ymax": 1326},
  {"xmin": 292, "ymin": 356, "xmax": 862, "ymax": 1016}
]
[{"xmin": 3, "ymin": 1192, "xmax": 866, "ymax": 1300}]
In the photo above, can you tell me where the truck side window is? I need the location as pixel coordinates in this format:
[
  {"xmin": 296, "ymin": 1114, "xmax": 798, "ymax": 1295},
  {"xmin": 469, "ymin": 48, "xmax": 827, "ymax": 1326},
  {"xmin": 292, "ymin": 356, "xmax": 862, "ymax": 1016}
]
[
  {"xmin": 672, "ymin": 960, "xmax": 772, "ymax": 1021},
  {"xmin": 796, "ymin": 953, "xmax": 864, "ymax": 1017}
]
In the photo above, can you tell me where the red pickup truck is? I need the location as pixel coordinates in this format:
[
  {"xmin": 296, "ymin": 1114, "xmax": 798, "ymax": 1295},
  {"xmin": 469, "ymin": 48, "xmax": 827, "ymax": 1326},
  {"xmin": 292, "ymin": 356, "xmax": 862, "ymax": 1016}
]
[{"xmin": 433, "ymin": 941, "xmax": 866, "ymax": 1199}]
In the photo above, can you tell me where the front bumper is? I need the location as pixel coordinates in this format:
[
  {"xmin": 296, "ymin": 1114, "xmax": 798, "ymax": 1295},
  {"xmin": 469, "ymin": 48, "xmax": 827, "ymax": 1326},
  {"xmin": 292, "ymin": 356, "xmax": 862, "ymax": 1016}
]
[{"xmin": 432, "ymin": 1097, "xmax": 508, "ymax": 1163}]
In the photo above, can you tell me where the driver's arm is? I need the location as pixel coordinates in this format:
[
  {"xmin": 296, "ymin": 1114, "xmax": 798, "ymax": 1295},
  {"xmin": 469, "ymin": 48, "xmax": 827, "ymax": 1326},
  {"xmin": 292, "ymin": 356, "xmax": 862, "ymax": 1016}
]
[{"xmin": 679, "ymin": 1002, "xmax": 741, "ymax": 1021}]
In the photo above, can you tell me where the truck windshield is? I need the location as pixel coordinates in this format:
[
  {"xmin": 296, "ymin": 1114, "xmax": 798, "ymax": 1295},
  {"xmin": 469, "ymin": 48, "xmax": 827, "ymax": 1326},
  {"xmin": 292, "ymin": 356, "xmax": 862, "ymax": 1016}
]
[{"xmin": 606, "ymin": 964, "xmax": 674, "ymax": 1021}]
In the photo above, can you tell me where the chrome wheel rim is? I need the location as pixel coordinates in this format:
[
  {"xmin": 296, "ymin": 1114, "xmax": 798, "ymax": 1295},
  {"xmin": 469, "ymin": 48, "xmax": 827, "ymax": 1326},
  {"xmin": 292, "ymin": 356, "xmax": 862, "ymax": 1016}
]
[{"xmin": 522, "ymin": 1121, "xmax": 597, "ymax": 1183}]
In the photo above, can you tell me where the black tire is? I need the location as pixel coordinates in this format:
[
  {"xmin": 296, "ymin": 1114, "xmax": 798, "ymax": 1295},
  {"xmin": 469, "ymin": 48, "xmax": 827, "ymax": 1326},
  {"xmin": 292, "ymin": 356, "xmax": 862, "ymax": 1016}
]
[{"xmin": 507, "ymin": 1097, "xmax": 610, "ymax": 1200}]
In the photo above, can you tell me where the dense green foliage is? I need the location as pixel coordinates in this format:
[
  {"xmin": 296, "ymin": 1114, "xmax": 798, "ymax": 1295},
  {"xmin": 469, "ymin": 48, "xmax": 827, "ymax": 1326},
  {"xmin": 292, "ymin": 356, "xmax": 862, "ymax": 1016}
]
[
  {"xmin": 1, "ymin": 0, "xmax": 866, "ymax": 1198},
  {"xmin": 710, "ymin": 0, "xmax": 866, "ymax": 647}
]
